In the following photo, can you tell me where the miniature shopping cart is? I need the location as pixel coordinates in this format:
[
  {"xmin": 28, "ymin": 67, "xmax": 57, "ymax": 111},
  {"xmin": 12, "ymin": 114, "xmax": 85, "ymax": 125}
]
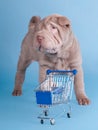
[{"xmin": 35, "ymin": 69, "xmax": 77, "ymax": 125}]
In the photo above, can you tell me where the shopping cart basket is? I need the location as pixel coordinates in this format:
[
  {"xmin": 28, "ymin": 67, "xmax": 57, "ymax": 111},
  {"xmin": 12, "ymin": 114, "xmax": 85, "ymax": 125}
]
[{"xmin": 35, "ymin": 69, "xmax": 77, "ymax": 125}]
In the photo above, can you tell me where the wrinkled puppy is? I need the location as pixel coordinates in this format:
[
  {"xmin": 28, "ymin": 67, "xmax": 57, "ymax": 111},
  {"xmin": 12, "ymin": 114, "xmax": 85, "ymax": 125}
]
[{"xmin": 12, "ymin": 14, "xmax": 90, "ymax": 105}]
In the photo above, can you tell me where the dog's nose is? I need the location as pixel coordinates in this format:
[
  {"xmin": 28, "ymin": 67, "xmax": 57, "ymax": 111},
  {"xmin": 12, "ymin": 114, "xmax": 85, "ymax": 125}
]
[{"xmin": 37, "ymin": 35, "xmax": 44, "ymax": 44}]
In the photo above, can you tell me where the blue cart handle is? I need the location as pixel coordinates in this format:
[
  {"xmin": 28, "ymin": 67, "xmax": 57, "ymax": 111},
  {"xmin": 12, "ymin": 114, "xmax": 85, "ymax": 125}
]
[{"xmin": 46, "ymin": 69, "xmax": 77, "ymax": 75}]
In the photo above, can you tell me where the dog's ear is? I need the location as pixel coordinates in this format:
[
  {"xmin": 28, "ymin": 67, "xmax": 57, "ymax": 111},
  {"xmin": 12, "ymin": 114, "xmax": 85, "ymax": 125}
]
[
  {"xmin": 29, "ymin": 16, "xmax": 41, "ymax": 29},
  {"xmin": 58, "ymin": 16, "xmax": 71, "ymax": 28}
]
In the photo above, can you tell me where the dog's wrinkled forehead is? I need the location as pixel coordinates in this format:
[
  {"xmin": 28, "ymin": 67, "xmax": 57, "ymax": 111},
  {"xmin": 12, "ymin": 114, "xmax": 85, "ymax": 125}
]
[
  {"xmin": 41, "ymin": 14, "xmax": 71, "ymax": 28},
  {"xmin": 34, "ymin": 14, "xmax": 71, "ymax": 31}
]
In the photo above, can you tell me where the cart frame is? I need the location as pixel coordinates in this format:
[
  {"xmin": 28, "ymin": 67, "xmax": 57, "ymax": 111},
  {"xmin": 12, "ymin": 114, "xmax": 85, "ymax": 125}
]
[{"xmin": 35, "ymin": 69, "xmax": 77, "ymax": 125}]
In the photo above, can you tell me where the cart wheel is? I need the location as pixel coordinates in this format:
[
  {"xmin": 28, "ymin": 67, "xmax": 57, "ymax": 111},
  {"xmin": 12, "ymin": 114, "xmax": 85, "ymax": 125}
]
[
  {"xmin": 40, "ymin": 119, "xmax": 44, "ymax": 124},
  {"xmin": 50, "ymin": 118, "xmax": 55, "ymax": 125},
  {"xmin": 45, "ymin": 111, "xmax": 48, "ymax": 116},
  {"xmin": 67, "ymin": 113, "xmax": 71, "ymax": 118}
]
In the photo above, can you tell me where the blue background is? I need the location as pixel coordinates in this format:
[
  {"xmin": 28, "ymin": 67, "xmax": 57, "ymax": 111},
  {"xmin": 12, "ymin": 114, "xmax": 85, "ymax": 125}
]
[{"xmin": 0, "ymin": 0, "xmax": 98, "ymax": 130}]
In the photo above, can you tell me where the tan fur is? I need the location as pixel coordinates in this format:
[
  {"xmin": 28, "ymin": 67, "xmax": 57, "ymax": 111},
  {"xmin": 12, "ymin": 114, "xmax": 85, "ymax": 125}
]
[{"xmin": 12, "ymin": 14, "xmax": 90, "ymax": 105}]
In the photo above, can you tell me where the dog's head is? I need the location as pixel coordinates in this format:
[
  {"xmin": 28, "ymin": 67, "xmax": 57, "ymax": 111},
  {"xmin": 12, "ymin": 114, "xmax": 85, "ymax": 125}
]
[{"xmin": 32, "ymin": 14, "xmax": 73, "ymax": 56}]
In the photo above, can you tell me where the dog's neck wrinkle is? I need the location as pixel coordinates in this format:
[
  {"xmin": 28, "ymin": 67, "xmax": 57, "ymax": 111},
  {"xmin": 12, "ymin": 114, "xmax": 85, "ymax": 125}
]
[
  {"xmin": 38, "ymin": 51, "xmax": 69, "ymax": 70},
  {"xmin": 46, "ymin": 54, "xmax": 66, "ymax": 64}
]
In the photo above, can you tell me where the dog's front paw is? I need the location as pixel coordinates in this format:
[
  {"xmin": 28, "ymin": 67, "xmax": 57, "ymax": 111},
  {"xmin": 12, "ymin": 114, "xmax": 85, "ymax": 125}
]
[
  {"xmin": 77, "ymin": 94, "xmax": 90, "ymax": 105},
  {"xmin": 12, "ymin": 89, "xmax": 22, "ymax": 96}
]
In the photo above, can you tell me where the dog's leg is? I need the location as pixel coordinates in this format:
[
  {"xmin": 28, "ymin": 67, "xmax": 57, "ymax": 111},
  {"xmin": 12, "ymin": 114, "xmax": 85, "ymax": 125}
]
[
  {"xmin": 73, "ymin": 66, "xmax": 90, "ymax": 105},
  {"xmin": 12, "ymin": 34, "xmax": 33, "ymax": 96},
  {"xmin": 69, "ymin": 38, "xmax": 90, "ymax": 105},
  {"xmin": 12, "ymin": 55, "xmax": 32, "ymax": 96}
]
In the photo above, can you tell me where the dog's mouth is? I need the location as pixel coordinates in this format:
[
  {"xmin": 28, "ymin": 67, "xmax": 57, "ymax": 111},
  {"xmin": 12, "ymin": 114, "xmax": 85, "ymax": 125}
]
[
  {"xmin": 38, "ymin": 45, "xmax": 58, "ymax": 55},
  {"xmin": 45, "ymin": 52, "xmax": 58, "ymax": 57}
]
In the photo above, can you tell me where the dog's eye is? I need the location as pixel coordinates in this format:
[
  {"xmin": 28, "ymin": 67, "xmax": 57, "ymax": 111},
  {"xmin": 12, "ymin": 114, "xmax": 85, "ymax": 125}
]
[
  {"xmin": 52, "ymin": 26, "xmax": 56, "ymax": 29},
  {"xmin": 51, "ymin": 24, "xmax": 57, "ymax": 29}
]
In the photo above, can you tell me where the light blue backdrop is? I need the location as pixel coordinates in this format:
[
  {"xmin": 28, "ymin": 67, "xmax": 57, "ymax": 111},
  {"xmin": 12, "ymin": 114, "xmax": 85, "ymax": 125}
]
[{"xmin": 0, "ymin": 0, "xmax": 98, "ymax": 130}]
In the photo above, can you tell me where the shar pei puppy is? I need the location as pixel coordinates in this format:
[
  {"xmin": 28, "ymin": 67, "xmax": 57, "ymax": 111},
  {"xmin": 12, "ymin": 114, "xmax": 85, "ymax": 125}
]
[{"xmin": 12, "ymin": 14, "xmax": 90, "ymax": 105}]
